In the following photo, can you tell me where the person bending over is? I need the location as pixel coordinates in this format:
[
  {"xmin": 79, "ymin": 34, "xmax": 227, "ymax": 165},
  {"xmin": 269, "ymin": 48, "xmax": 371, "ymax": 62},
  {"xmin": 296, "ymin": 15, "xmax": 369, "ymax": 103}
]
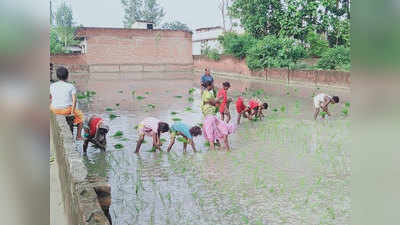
[
  {"xmin": 167, "ymin": 122, "xmax": 202, "ymax": 153},
  {"xmin": 313, "ymin": 93, "xmax": 339, "ymax": 120},
  {"xmin": 135, "ymin": 117, "xmax": 169, "ymax": 153},
  {"xmin": 50, "ymin": 66, "xmax": 84, "ymax": 140},
  {"xmin": 83, "ymin": 116, "xmax": 109, "ymax": 153}
]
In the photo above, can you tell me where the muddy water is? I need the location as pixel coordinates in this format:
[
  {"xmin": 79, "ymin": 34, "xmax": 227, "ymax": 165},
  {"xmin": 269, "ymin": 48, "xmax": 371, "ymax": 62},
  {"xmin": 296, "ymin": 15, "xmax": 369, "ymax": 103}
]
[{"xmin": 72, "ymin": 72, "xmax": 350, "ymax": 225}]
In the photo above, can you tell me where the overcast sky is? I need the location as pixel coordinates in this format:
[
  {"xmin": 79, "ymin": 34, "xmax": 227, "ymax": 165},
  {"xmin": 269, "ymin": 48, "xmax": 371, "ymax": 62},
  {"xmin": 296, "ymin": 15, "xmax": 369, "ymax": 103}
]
[{"xmin": 62, "ymin": 0, "xmax": 222, "ymax": 30}]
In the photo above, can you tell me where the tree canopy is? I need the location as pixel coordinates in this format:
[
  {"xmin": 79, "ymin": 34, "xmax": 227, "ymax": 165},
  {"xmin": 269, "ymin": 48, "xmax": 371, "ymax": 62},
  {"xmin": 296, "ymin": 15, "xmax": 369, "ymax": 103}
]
[
  {"xmin": 161, "ymin": 21, "xmax": 191, "ymax": 32},
  {"xmin": 121, "ymin": 0, "xmax": 165, "ymax": 28}
]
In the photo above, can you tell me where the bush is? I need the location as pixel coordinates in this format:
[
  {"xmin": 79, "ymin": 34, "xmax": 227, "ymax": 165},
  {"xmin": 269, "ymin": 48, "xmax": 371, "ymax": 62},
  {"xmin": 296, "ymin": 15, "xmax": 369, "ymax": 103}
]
[
  {"xmin": 202, "ymin": 46, "xmax": 221, "ymax": 61},
  {"xmin": 317, "ymin": 46, "xmax": 350, "ymax": 70},
  {"xmin": 218, "ymin": 32, "xmax": 256, "ymax": 59},
  {"xmin": 246, "ymin": 35, "xmax": 307, "ymax": 71},
  {"xmin": 306, "ymin": 32, "xmax": 329, "ymax": 57}
]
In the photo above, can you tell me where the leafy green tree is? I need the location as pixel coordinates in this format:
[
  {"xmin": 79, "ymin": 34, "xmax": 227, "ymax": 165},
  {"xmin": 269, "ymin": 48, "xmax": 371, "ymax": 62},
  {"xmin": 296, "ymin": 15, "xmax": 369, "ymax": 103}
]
[
  {"xmin": 55, "ymin": 1, "xmax": 74, "ymax": 28},
  {"xmin": 121, "ymin": 0, "xmax": 143, "ymax": 28},
  {"xmin": 50, "ymin": 27, "xmax": 63, "ymax": 54},
  {"xmin": 142, "ymin": 0, "xmax": 165, "ymax": 26},
  {"xmin": 161, "ymin": 21, "xmax": 191, "ymax": 31},
  {"xmin": 246, "ymin": 35, "xmax": 306, "ymax": 72},
  {"xmin": 317, "ymin": 46, "xmax": 350, "ymax": 70},
  {"xmin": 306, "ymin": 31, "xmax": 329, "ymax": 57},
  {"xmin": 218, "ymin": 32, "xmax": 256, "ymax": 59}
]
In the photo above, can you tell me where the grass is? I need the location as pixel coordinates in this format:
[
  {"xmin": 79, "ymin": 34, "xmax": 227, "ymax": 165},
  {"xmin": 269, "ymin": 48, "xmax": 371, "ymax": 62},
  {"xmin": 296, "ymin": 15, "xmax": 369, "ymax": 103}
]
[
  {"xmin": 188, "ymin": 88, "xmax": 196, "ymax": 94},
  {"xmin": 345, "ymin": 102, "xmax": 350, "ymax": 108},
  {"xmin": 114, "ymin": 143, "xmax": 124, "ymax": 149},
  {"xmin": 170, "ymin": 111, "xmax": 178, "ymax": 115},
  {"xmin": 136, "ymin": 96, "xmax": 145, "ymax": 100},
  {"xmin": 115, "ymin": 103, "xmax": 120, "ymax": 107},
  {"xmin": 113, "ymin": 131, "xmax": 124, "ymax": 137},
  {"xmin": 184, "ymin": 107, "xmax": 192, "ymax": 111},
  {"xmin": 105, "ymin": 107, "xmax": 113, "ymax": 111},
  {"xmin": 341, "ymin": 108, "xmax": 349, "ymax": 116},
  {"xmin": 177, "ymin": 137, "xmax": 188, "ymax": 143},
  {"xmin": 280, "ymin": 106, "xmax": 286, "ymax": 112},
  {"xmin": 109, "ymin": 114, "xmax": 119, "ymax": 120},
  {"xmin": 145, "ymin": 91, "xmax": 150, "ymax": 95},
  {"xmin": 188, "ymin": 96, "xmax": 194, "ymax": 102},
  {"xmin": 77, "ymin": 94, "xmax": 86, "ymax": 99},
  {"xmin": 172, "ymin": 118, "xmax": 182, "ymax": 122}
]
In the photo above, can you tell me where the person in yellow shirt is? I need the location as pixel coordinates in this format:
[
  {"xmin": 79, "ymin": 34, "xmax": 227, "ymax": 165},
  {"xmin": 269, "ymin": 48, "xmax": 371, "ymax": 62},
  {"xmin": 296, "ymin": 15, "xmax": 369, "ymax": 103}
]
[{"xmin": 201, "ymin": 81, "xmax": 220, "ymax": 116}]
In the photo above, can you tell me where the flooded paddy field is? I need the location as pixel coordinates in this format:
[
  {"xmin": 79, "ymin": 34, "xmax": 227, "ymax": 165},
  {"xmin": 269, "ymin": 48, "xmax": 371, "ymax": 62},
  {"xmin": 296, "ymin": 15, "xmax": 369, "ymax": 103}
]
[{"xmin": 72, "ymin": 72, "xmax": 350, "ymax": 225}]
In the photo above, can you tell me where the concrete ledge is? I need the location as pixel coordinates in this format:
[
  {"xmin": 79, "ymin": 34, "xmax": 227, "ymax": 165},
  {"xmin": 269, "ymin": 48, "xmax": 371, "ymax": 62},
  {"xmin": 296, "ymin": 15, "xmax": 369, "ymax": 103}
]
[
  {"xmin": 90, "ymin": 65, "xmax": 120, "ymax": 73},
  {"xmin": 51, "ymin": 114, "xmax": 110, "ymax": 225},
  {"xmin": 120, "ymin": 64, "xmax": 144, "ymax": 72},
  {"xmin": 143, "ymin": 65, "xmax": 166, "ymax": 72}
]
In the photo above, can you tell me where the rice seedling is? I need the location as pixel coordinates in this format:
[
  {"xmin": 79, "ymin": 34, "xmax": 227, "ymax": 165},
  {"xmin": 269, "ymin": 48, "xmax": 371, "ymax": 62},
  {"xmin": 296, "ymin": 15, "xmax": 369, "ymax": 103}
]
[
  {"xmin": 172, "ymin": 118, "xmax": 182, "ymax": 122},
  {"xmin": 272, "ymin": 108, "xmax": 278, "ymax": 112},
  {"xmin": 320, "ymin": 111, "xmax": 327, "ymax": 117},
  {"xmin": 121, "ymin": 138, "xmax": 129, "ymax": 141},
  {"xmin": 188, "ymin": 96, "xmax": 194, "ymax": 102},
  {"xmin": 114, "ymin": 143, "xmax": 124, "ymax": 149},
  {"xmin": 118, "ymin": 90, "xmax": 123, "ymax": 93},
  {"xmin": 109, "ymin": 114, "xmax": 119, "ymax": 120},
  {"xmin": 177, "ymin": 137, "xmax": 188, "ymax": 143},
  {"xmin": 160, "ymin": 138, "xmax": 167, "ymax": 143},
  {"xmin": 145, "ymin": 91, "xmax": 150, "ymax": 95},
  {"xmin": 174, "ymin": 95, "xmax": 183, "ymax": 98},
  {"xmin": 147, "ymin": 146, "xmax": 157, "ymax": 152},
  {"xmin": 341, "ymin": 108, "xmax": 349, "ymax": 116},
  {"xmin": 131, "ymin": 91, "xmax": 136, "ymax": 95},
  {"xmin": 147, "ymin": 104, "xmax": 156, "ymax": 109},
  {"xmin": 345, "ymin": 102, "xmax": 350, "ymax": 108},
  {"xmin": 90, "ymin": 91, "xmax": 96, "ymax": 95},
  {"xmin": 170, "ymin": 111, "xmax": 178, "ymax": 115},
  {"xmin": 136, "ymin": 96, "xmax": 145, "ymax": 100},
  {"xmin": 105, "ymin": 107, "xmax": 113, "ymax": 111},
  {"xmin": 286, "ymin": 91, "xmax": 291, "ymax": 96},
  {"xmin": 197, "ymin": 123, "xmax": 203, "ymax": 127},
  {"xmin": 115, "ymin": 103, "xmax": 120, "ymax": 107},
  {"xmin": 280, "ymin": 106, "xmax": 286, "ymax": 112},
  {"xmin": 184, "ymin": 107, "xmax": 192, "ymax": 111},
  {"xmin": 134, "ymin": 125, "xmax": 139, "ymax": 130},
  {"xmin": 188, "ymin": 88, "xmax": 196, "ymax": 94},
  {"xmin": 113, "ymin": 131, "xmax": 124, "ymax": 137},
  {"xmin": 204, "ymin": 142, "xmax": 210, "ymax": 147},
  {"xmin": 77, "ymin": 94, "xmax": 86, "ymax": 99}
]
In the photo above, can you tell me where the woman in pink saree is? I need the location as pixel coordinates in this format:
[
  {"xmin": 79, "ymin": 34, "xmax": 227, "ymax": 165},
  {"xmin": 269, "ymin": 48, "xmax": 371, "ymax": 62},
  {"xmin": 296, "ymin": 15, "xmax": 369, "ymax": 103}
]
[{"xmin": 203, "ymin": 114, "xmax": 237, "ymax": 151}]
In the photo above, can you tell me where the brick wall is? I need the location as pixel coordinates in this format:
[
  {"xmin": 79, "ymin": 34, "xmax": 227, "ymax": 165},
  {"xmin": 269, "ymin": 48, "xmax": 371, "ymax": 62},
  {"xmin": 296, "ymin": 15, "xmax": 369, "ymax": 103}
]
[
  {"xmin": 51, "ymin": 54, "xmax": 89, "ymax": 73},
  {"xmin": 194, "ymin": 55, "xmax": 350, "ymax": 88}
]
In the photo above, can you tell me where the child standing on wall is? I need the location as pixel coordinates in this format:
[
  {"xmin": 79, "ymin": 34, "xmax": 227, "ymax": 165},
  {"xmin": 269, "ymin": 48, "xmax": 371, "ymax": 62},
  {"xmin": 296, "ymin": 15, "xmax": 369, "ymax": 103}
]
[
  {"xmin": 50, "ymin": 66, "xmax": 84, "ymax": 140},
  {"xmin": 217, "ymin": 81, "xmax": 232, "ymax": 123}
]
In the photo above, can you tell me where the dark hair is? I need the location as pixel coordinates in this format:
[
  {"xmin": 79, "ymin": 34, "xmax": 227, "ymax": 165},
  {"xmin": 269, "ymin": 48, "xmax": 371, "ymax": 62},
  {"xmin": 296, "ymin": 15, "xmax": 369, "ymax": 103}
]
[
  {"xmin": 332, "ymin": 96, "xmax": 339, "ymax": 103},
  {"xmin": 189, "ymin": 126, "xmax": 202, "ymax": 137},
  {"xmin": 222, "ymin": 81, "xmax": 231, "ymax": 88},
  {"xmin": 56, "ymin": 66, "xmax": 69, "ymax": 81},
  {"xmin": 158, "ymin": 122, "xmax": 169, "ymax": 134},
  {"xmin": 263, "ymin": 103, "xmax": 268, "ymax": 109},
  {"xmin": 204, "ymin": 80, "xmax": 213, "ymax": 88}
]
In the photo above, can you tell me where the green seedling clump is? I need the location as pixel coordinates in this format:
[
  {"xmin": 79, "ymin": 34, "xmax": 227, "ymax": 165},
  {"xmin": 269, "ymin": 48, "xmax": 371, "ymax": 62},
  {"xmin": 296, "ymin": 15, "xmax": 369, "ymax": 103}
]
[
  {"xmin": 188, "ymin": 88, "xmax": 195, "ymax": 94},
  {"xmin": 177, "ymin": 137, "xmax": 188, "ymax": 143},
  {"xmin": 160, "ymin": 138, "xmax": 167, "ymax": 143},
  {"xmin": 341, "ymin": 108, "xmax": 349, "ymax": 116},
  {"xmin": 145, "ymin": 91, "xmax": 150, "ymax": 95},
  {"xmin": 131, "ymin": 91, "xmax": 136, "ymax": 95},
  {"xmin": 105, "ymin": 107, "xmax": 113, "ymax": 112},
  {"xmin": 188, "ymin": 97, "xmax": 194, "ymax": 102},
  {"xmin": 204, "ymin": 142, "xmax": 210, "ymax": 147},
  {"xmin": 113, "ymin": 131, "xmax": 124, "ymax": 137},
  {"xmin": 170, "ymin": 111, "xmax": 178, "ymax": 115},
  {"xmin": 121, "ymin": 138, "xmax": 129, "ymax": 141},
  {"xmin": 184, "ymin": 107, "xmax": 192, "ymax": 111},
  {"xmin": 197, "ymin": 123, "xmax": 203, "ymax": 127},
  {"xmin": 109, "ymin": 114, "xmax": 119, "ymax": 120},
  {"xmin": 136, "ymin": 96, "xmax": 145, "ymax": 100},
  {"xmin": 118, "ymin": 90, "xmax": 123, "ymax": 93},
  {"xmin": 147, "ymin": 104, "xmax": 156, "ymax": 109},
  {"xmin": 134, "ymin": 125, "xmax": 139, "ymax": 130},
  {"xmin": 272, "ymin": 108, "xmax": 278, "ymax": 112},
  {"xmin": 115, "ymin": 103, "xmax": 120, "ymax": 107},
  {"xmin": 172, "ymin": 118, "xmax": 182, "ymax": 122},
  {"xmin": 174, "ymin": 95, "xmax": 182, "ymax": 99},
  {"xmin": 280, "ymin": 106, "xmax": 286, "ymax": 112},
  {"xmin": 320, "ymin": 111, "xmax": 327, "ymax": 117},
  {"xmin": 147, "ymin": 146, "xmax": 157, "ymax": 152},
  {"xmin": 345, "ymin": 102, "xmax": 350, "ymax": 108},
  {"xmin": 114, "ymin": 144, "xmax": 124, "ymax": 149},
  {"xmin": 90, "ymin": 91, "xmax": 96, "ymax": 95},
  {"xmin": 77, "ymin": 94, "xmax": 86, "ymax": 99}
]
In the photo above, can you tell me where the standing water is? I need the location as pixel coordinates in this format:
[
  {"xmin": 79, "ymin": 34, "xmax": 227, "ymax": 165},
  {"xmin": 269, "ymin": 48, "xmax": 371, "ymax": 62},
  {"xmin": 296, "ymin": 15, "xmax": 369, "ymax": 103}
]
[{"xmin": 73, "ymin": 72, "xmax": 350, "ymax": 225}]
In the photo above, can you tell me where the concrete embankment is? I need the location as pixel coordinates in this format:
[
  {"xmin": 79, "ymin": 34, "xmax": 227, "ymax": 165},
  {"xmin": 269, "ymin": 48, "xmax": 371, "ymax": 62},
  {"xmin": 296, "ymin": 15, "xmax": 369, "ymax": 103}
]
[{"xmin": 50, "ymin": 114, "xmax": 110, "ymax": 225}]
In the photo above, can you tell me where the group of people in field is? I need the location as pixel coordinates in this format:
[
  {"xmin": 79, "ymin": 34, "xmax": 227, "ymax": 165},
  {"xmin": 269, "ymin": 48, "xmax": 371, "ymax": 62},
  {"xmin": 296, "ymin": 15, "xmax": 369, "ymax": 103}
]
[{"xmin": 50, "ymin": 67, "xmax": 339, "ymax": 154}]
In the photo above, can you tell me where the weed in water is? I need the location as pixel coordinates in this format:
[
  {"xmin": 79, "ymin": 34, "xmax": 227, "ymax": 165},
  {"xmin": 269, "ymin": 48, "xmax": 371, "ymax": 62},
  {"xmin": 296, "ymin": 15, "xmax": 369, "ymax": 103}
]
[
  {"xmin": 109, "ymin": 114, "xmax": 119, "ymax": 120},
  {"xmin": 188, "ymin": 96, "xmax": 194, "ymax": 102},
  {"xmin": 170, "ymin": 111, "xmax": 178, "ymax": 115},
  {"xmin": 188, "ymin": 88, "xmax": 195, "ymax": 94},
  {"xmin": 114, "ymin": 143, "xmax": 124, "ymax": 149},
  {"xmin": 172, "ymin": 118, "xmax": 182, "ymax": 122},
  {"xmin": 174, "ymin": 95, "xmax": 183, "ymax": 98},
  {"xmin": 113, "ymin": 131, "xmax": 124, "ymax": 137},
  {"xmin": 105, "ymin": 107, "xmax": 113, "ymax": 111},
  {"xmin": 136, "ymin": 96, "xmax": 145, "ymax": 100}
]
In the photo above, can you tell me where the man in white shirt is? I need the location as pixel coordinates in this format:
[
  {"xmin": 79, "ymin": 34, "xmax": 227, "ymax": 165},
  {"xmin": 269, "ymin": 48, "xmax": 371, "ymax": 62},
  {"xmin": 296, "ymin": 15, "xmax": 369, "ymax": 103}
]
[
  {"xmin": 50, "ymin": 67, "xmax": 84, "ymax": 140},
  {"xmin": 313, "ymin": 93, "xmax": 339, "ymax": 120}
]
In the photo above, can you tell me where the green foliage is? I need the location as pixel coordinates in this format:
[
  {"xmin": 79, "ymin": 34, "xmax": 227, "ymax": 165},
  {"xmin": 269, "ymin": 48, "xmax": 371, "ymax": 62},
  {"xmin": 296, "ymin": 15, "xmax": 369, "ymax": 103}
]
[
  {"xmin": 147, "ymin": 104, "xmax": 156, "ymax": 109},
  {"xmin": 170, "ymin": 111, "xmax": 178, "ymax": 115},
  {"xmin": 105, "ymin": 107, "xmax": 113, "ymax": 111},
  {"xmin": 161, "ymin": 21, "xmax": 191, "ymax": 31},
  {"xmin": 114, "ymin": 144, "xmax": 124, "ymax": 149},
  {"xmin": 109, "ymin": 114, "xmax": 119, "ymax": 120},
  {"xmin": 172, "ymin": 118, "xmax": 182, "ymax": 122},
  {"xmin": 306, "ymin": 32, "xmax": 329, "ymax": 57},
  {"xmin": 188, "ymin": 97, "xmax": 194, "ymax": 102},
  {"xmin": 202, "ymin": 46, "xmax": 221, "ymax": 61},
  {"xmin": 317, "ymin": 46, "xmax": 350, "ymax": 70},
  {"xmin": 142, "ymin": 0, "xmax": 165, "ymax": 26},
  {"xmin": 246, "ymin": 35, "xmax": 306, "ymax": 71},
  {"xmin": 188, "ymin": 88, "xmax": 195, "ymax": 94},
  {"xmin": 174, "ymin": 95, "xmax": 182, "ymax": 98},
  {"xmin": 113, "ymin": 131, "xmax": 124, "ymax": 137},
  {"xmin": 121, "ymin": 0, "xmax": 165, "ymax": 27},
  {"xmin": 136, "ymin": 96, "xmax": 145, "ymax": 100},
  {"xmin": 218, "ymin": 32, "xmax": 256, "ymax": 59},
  {"xmin": 345, "ymin": 102, "xmax": 350, "ymax": 108},
  {"xmin": 341, "ymin": 108, "xmax": 349, "ymax": 116},
  {"xmin": 177, "ymin": 137, "xmax": 188, "ymax": 143},
  {"xmin": 184, "ymin": 107, "xmax": 192, "ymax": 111}
]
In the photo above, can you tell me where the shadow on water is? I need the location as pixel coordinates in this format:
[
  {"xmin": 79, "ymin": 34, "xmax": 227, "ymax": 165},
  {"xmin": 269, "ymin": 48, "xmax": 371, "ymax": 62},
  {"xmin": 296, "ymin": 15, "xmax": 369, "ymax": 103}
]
[{"xmin": 72, "ymin": 72, "xmax": 350, "ymax": 225}]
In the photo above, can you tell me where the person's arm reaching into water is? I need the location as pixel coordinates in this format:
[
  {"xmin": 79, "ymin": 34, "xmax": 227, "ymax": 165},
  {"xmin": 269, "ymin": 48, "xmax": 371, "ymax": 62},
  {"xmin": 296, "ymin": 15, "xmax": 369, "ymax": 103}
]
[
  {"xmin": 167, "ymin": 134, "xmax": 176, "ymax": 152},
  {"xmin": 189, "ymin": 139, "xmax": 196, "ymax": 152}
]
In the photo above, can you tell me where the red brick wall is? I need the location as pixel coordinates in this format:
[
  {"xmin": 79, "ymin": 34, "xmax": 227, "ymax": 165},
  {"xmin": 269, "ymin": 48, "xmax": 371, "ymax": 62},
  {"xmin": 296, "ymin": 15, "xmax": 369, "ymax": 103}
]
[
  {"xmin": 194, "ymin": 55, "xmax": 350, "ymax": 87},
  {"xmin": 50, "ymin": 54, "xmax": 89, "ymax": 73},
  {"xmin": 80, "ymin": 28, "xmax": 193, "ymax": 65}
]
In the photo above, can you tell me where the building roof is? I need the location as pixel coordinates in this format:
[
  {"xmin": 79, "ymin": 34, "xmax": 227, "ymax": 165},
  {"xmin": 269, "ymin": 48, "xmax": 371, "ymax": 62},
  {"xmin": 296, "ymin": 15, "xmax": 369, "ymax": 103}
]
[
  {"xmin": 195, "ymin": 26, "xmax": 223, "ymax": 32},
  {"xmin": 75, "ymin": 27, "xmax": 193, "ymax": 38}
]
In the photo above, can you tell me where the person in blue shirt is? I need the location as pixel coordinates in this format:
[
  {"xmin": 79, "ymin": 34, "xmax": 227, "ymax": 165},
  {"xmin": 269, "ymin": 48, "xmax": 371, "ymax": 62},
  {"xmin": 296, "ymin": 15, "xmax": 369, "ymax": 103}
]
[
  {"xmin": 167, "ymin": 122, "xmax": 202, "ymax": 153},
  {"xmin": 201, "ymin": 68, "xmax": 214, "ymax": 88}
]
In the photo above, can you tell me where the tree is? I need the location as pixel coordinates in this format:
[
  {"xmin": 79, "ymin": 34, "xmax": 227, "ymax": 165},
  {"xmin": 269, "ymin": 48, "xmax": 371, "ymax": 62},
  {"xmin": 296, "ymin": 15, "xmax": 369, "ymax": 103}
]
[
  {"xmin": 121, "ymin": 0, "xmax": 143, "ymax": 28},
  {"xmin": 142, "ymin": 0, "xmax": 165, "ymax": 26},
  {"xmin": 161, "ymin": 21, "xmax": 191, "ymax": 32},
  {"xmin": 218, "ymin": 32, "xmax": 256, "ymax": 59},
  {"xmin": 55, "ymin": 1, "xmax": 74, "ymax": 28}
]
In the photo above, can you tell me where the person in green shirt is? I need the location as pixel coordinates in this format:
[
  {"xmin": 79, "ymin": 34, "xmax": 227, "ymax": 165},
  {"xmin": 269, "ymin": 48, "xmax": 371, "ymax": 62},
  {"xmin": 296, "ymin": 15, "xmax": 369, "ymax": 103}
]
[{"xmin": 201, "ymin": 81, "xmax": 221, "ymax": 116}]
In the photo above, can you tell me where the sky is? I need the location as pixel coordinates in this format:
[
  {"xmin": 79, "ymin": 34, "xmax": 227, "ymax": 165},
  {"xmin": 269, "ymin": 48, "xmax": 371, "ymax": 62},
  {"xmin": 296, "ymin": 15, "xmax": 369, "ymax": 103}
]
[{"xmin": 61, "ymin": 0, "xmax": 223, "ymax": 30}]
